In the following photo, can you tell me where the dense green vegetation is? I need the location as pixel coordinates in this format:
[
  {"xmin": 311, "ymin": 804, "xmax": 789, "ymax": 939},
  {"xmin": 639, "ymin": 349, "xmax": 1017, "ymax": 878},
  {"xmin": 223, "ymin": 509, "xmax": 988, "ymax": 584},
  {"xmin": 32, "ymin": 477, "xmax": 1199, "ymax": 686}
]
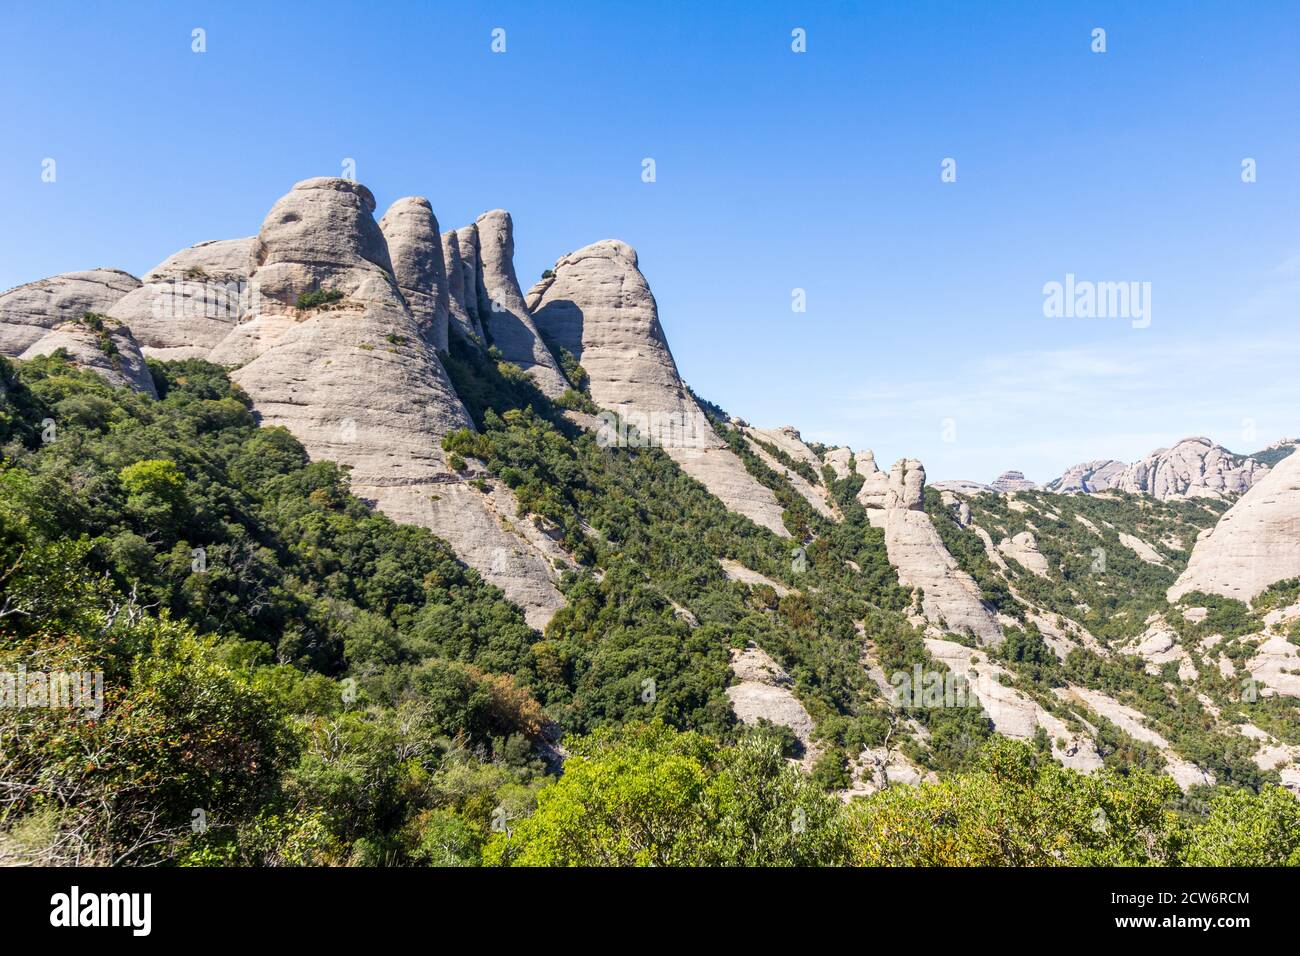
[
  {"xmin": 2, "ymin": 350, "xmax": 1297, "ymax": 867},
  {"xmin": 294, "ymin": 288, "xmax": 344, "ymax": 311}
]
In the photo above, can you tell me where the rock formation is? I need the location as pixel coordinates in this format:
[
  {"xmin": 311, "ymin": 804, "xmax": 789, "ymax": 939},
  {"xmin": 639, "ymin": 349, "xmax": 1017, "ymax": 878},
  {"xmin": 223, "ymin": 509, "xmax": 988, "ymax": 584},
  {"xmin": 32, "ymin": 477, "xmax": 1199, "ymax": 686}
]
[
  {"xmin": 855, "ymin": 450, "xmax": 892, "ymax": 508},
  {"xmin": 991, "ymin": 470, "xmax": 1037, "ymax": 493},
  {"xmin": 529, "ymin": 239, "xmax": 788, "ymax": 536},
  {"xmin": 472, "ymin": 211, "xmax": 569, "ymax": 397},
  {"xmin": 884, "ymin": 458, "xmax": 926, "ymax": 510},
  {"xmin": 0, "ymin": 269, "xmax": 140, "ymax": 356},
  {"xmin": 926, "ymin": 638, "xmax": 1102, "ymax": 772},
  {"xmin": 997, "ymin": 531, "xmax": 1050, "ymax": 577},
  {"xmin": 743, "ymin": 434, "xmax": 832, "ymax": 522},
  {"xmin": 747, "ymin": 426, "xmax": 823, "ymax": 472},
  {"xmin": 865, "ymin": 459, "xmax": 1003, "ymax": 645},
  {"xmin": 20, "ymin": 315, "xmax": 157, "ymax": 398},
  {"xmin": 930, "ymin": 479, "xmax": 993, "ymax": 495},
  {"xmin": 108, "ymin": 238, "xmax": 257, "ymax": 360},
  {"xmin": 1168, "ymin": 448, "xmax": 1300, "ymax": 604},
  {"xmin": 1049, "ymin": 438, "xmax": 1267, "ymax": 500},
  {"xmin": 1045, "ymin": 459, "xmax": 1126, "ymax": 493},
  {"xmin": 218, "ymin": 177, "xmax": 566, "ymax": 628},
  {"xmin": 726, "ymin": 644, "xmax": 816, "ymax": 762},
  {"xmin": 379, "ymin": 198, "xmax": 450, "ymax": 352},
  {"xmin": 822, "ymin": 446, "xmax": 854, "ymax": 480},
  {"xmin": 440, "ymin": 228, "xmax": 485, "ymax": 344},
  {"xmin": 1054, "ymin": 685, "xmax": 1213, "ymax": 790}
]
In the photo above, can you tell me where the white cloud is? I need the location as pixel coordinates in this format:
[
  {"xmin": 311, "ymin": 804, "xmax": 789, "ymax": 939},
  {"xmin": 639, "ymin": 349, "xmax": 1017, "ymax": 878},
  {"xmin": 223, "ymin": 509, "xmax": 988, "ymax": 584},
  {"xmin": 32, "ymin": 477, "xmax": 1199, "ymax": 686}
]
[{"xmin": 804, "ymin": 336, "xmax": 1300, "ymax": 484}]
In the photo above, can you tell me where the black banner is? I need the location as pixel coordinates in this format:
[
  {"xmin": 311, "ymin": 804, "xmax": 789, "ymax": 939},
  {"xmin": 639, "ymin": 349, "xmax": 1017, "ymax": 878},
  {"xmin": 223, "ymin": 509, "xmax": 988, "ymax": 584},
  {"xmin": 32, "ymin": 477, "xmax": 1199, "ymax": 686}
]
[{"xmin": 0, "ymin": 866, "xmax": 1277, "ymax": 942}]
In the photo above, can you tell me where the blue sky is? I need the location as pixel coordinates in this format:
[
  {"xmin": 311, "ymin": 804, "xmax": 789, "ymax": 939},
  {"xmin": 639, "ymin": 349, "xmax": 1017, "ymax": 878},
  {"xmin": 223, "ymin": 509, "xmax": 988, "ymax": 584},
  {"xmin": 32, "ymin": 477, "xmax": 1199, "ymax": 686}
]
[{"xmin": 2, "ymin": 1, "xmax": 1298, "ymax": 482}]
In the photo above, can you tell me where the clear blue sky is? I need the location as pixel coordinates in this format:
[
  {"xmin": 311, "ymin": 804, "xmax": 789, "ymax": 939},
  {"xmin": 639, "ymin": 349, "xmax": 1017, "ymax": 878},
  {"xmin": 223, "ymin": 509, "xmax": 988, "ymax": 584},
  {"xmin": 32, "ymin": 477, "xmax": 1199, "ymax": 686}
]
[{"xmin": 3, "ymin": 1, "xmax": 1298, "ymax": 482}]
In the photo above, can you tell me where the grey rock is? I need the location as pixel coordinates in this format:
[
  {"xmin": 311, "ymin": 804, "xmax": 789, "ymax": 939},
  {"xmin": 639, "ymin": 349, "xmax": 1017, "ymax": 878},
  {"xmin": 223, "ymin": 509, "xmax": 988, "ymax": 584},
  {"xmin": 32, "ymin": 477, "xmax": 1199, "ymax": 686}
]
[
  {"xmin": 473, "ymin": 210, "xmax": 569, "ymax": 397},
  {"xmin": 530, "ymin": 239, "xmax": 787, "ymax": 535},
  {"xmin": 440, "ymin": 228, "xmax": 484, "ymax": 344},
  {"xmin": 0, "ymin": 269, "xmax": 140, "ymax": 356},
  {"xmin": 379, "ymin": 197, "xmax": 450, "ymax": 352},
  {"xmin": 20, "ymin": 315, "xmax": 157, "ymax": 398},
  {"xmin": 1045, "ymin": 459, "xmax": 1126, "ymax": 493},
  {"xmin": 1049, "ymin": 439, "xmax": 1267, "ymax": 500},
  {"xmin": 1169, "ymin": 447, "xmax": 1300, "ymax": 604},
  {"xmin": 855, "ymin": 449, "xmax": 892, "ymax": 508},
  {"xmin": 870, "ymin": 459, "xmax": 1003, "ymax": 645},
  {"xmin": 991, "ymin": 470, "xmax": 1038, "ymax": 492},
  {"xmin": 225, "ymin": 178, "xmax": 567, "ymax": 627},
  {"xmin": 108, "ymin": 237, "xmax": 257, "ymax": 360}
]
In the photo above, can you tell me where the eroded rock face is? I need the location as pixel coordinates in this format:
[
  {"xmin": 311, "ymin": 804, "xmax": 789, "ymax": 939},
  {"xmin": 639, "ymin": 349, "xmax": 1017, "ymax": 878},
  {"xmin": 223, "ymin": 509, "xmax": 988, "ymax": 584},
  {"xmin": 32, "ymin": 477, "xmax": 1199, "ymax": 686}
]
[
  {"xmin": 726, "ymin": 644, "xmax": 815, "ymax": 760},
  {"xmin": 473, "ymin": 210, "xmax": 568, "ymax": 397},
  {"xmin": 991, "ymin": 470, "xmax": 1037, "ymax": 493},
  {"xmin": 823, "ymin": 446, "xmax": 854, "ymax": 480},
  {"xmin": 750, "ymin": 426, "xmax": 823, "ymax": 472},
  {"xmin": 1169, "ymin": 449, "xmax": 1300, "ymax": 604},
  {"xmin": 1114, "ymin": 437, "xmax": 1266, "ymax": 500},
  {"xmin": 440, "ymin": 228, "xmax": 484, "ymax": 344},
  {"xmin": 1055, "ymin": 685, "xmax": 1214, "ymax": 790},
  {"xmin": 224, "ymin": 178, "xmax": 566, "ymax": 628},
  {"xmin": 108, "ymin": 238, "xmax": 256, "ymax": 360},
  {"xmin": 925, "ymin": 638, "xmax": 1101, "ymax": 773},
  {"xmin": 998, "ymin": 531, "xmax": 1050, "ymax": 578},
  {"xmin": 0, "ymin": 269, "xmax": 140, "ymax": 356},
  {"xmin": 216, "ymin": 178, "xmax": 405, "ymax": 366},
  {"xmin": 1050, "ymin": 439, "xmax": 1267, "ymax": 500},
  {"xmin": 1046, "ymin": 459, "xmax": 1126, "ymax": 493},
  {"xmin": 530, "ymin": 239, "xmax": 788, "ymax": 536},
  {"xmin": 868, "ymin": 459, "xmax": 1003, "ymax": 645},
  {"xmin": 743, "ymin": 429, "xmax": 836, "ymax": 520},
  {"xmin": 379, "ymin": 197, "xmax": 450, "ymax": 352},
  {"xmin": 20, "ymin": 316, "xmax": 157, "ymax": 398},
  {"xmin": 930, "ymin": 479, "xmax": 993, "ymax": 495},
  {"xmin": 886, "ymin": 458, "xmax": 926, "ymax": 511},
  {"xmin": 855, "ymin": 450, "xmax": 892, "ymax": 508}
]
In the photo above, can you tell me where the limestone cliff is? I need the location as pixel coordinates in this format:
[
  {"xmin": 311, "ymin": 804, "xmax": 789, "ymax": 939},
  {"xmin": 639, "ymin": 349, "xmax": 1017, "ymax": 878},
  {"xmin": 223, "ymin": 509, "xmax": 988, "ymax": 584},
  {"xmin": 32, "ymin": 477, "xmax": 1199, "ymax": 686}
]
[
  {"xmin": 20, "ymin": 315, "xmax": 157, "ymax": 398},
  {"xmin": 473, "ymin": 210, "xmax": 569, "ymax": 398},
  {"xmin": 1169, "ymin": 448, "xmax": 1300, "ymax": 604},
  {"xmin": 0, "ymin": 269, "xmax": 140, "ymax": 356},
  {"xmin": 379, "ymin": 197, "xmax": 450, "ymax": 352},
  {"xmin": 108, "ymin": 237, "xmax": 256, "ymax": 360},
  {"xmin": 529, "ymin": 239, "xmax": 788, "ymax": 536},
  {"xmin": 220, "ymin": 178, "xmax": 567, "ymax": 628},
  {"xmin": 1049, "ymin": 438, "xmax": 1267, "ymax": 500}
]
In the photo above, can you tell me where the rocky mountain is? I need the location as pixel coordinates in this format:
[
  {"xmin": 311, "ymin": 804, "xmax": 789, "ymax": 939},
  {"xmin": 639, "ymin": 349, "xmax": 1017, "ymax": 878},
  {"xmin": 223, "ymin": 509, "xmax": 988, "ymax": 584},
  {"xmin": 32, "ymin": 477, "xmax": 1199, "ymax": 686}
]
[
  {"xmin": 0, "ymin": 268, "xmax": 141, "ymax": 355},
  {"xmin": 815, "ymin": 446, "xmax": 1003, "ymax": 644},
  {"xmin": 20, "ymin": 313, "xmax": 157, "ymax": 398},
  {"xmin": 1047, "ymin": 437, "xmax": 1269, "ymax": 500},
  {"xmin": 4, "ymin": 172, "xmax": 1298, "ymax": 833},
  {"xmin": 379, "ymin": 197, "xmax": 450, "ymax": 352},
  {"xmin": 870, "ymin": 459, "xmax": 1004, "ymax": 646},
  {"xmin": 1045, "ymin": 458, "xmax": 1127, "ymax": 493},
  {"xmin": 107, "ymin": 237, "xmax": 257, "ymax": 360},
  {"xmin": 528, "ymin": 239, "xmax": 788, "ymax": 536},
  {"xmin": 990, "ymin": 470, "xmax": 1037, "ymax": 493},
  {"xmin": 1169, "ymin": 448, "xmax": 1300, "ymax": 604},
  {"xmin": 474, "ymin": 210, "xmax": 569, "ymax": 398}
]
